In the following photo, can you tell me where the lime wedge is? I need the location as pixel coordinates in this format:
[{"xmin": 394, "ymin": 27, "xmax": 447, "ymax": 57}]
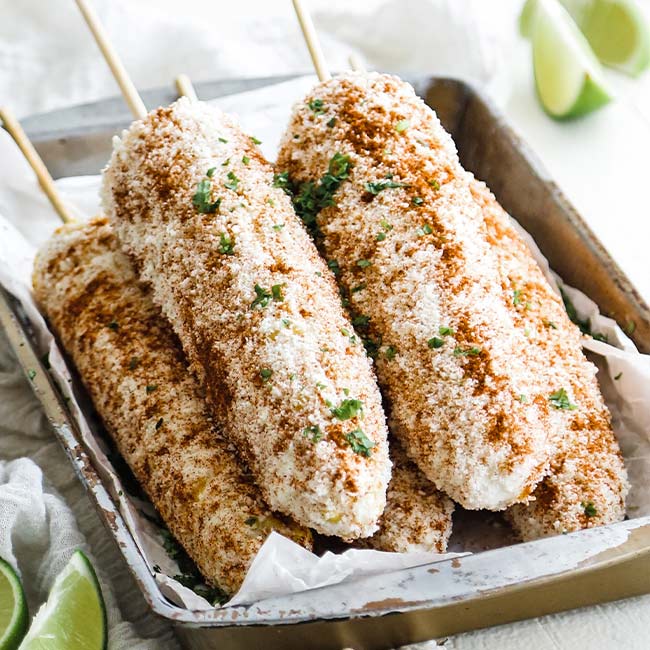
[
  {"xmin": 0, "ymin": 558, "xmax": 28, "ymax": 650},
  {"xmin": 579, "ymin": 0, "xmax": 650, "ymax": 76},
  {"xmin": 532, "ymin": 0, "xmax": 612, "ymax": 119},
  {"xmin": 18, "ymin": 551, "xmax": 106, "ymax": 650}
]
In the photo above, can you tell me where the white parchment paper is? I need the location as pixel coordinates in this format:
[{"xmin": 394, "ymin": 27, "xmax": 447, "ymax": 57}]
[{"xmin": 1, "ymin": 78, "xmax": 649, "ymax": 609}]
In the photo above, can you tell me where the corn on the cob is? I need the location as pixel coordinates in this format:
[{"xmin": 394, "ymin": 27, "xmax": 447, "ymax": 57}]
[
  {"xmin": 32, "ymin": 217, "xmax": 312, "ymax": 594},
  {"xmin": 364, "ymin": 441, "xmax": 454, "ymax": 553},
  {"xmin": 468, "ymin": 181, "xmax": 628, "ymax": 538},
  {"xmin": 101, "ymin": 98, "xmax": 391, "ymax": 539},
  {"xmin": 277, "ymin": 72, "xmax": 574, "ymax": 511}
]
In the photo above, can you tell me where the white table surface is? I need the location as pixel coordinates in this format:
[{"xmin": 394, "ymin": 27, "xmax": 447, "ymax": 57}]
[{"xmin": 1, "ymin": 0, "xmax": 649, "ymax": 647}]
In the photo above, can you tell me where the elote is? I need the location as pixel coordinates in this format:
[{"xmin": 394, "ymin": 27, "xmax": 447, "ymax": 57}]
[
  {"xmin": 101, "ymin": 98, "xmax": 391, "ymax": 539},
  {"xmin": 32, "ymin": 217, "xmax": 312, "ymax": 594}
]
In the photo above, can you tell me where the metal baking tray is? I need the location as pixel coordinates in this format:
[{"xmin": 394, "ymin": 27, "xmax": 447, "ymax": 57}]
[{"xmin": 3, "ymin": 75, "xmax": 650, "ymax": 649}]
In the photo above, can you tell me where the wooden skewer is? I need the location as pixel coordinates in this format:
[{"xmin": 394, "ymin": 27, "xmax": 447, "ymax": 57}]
[
  {"xmin": 291, "ymin": 0, "xmax": 331, "ymax": 83},
  {"xmin": 0, "ymin": 107, "xmax": 76, "ymax": 224},
  {"xmin": 348, "ymin": 53, "xmax": 366, "ymax": 73},
  {"xmin": 174, "ymin": 74, "xmax": 199, "ymax": 102},
  {"xmin": 74, "ymin": 0, "xmax": 147, "ymax": 120}
]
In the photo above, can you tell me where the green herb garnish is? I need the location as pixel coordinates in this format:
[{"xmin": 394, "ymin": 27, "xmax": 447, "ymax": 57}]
[
  {"xmin": 146, "ymin": 384, "xmax": 158, "ymax": 393},
  {"xmin": 412, "ymin": 197, "xmax": 424, "ymax": 206},
  {"xmin": 327, "ymin": 259, "xmax": 340, "ymax": 275},
  {"xmin": 242, "ymin": 155, "xmax": 250, "ymax": 165},
  {"xmin": 428, "ymin": 337, "xmax": 444, "ymax": 349},
  {"xmin": 416, "ymin": 223, "xmax": 433, "ymax": 236},
  {"xmin": 549, "ymin": 388, "xmax": 577, "ymax": 410},
  {"xmin": 395, "ymin": 119, "xmax": 410, "ymax": 132},
  {"xmin": 513, "ymin": 289, "xmax": 523, "ymax": 306},
  {"xmin": 250, "ymin": 136, "xmax": 262, "ymax": 145},
  {"xmin": 260, "ymin": 368, "xmax": 273, "ymax": 382},
  {"xmin": 384, "ymin": 346, "xmax": 397, "ymax": 360},
  {"xmin": 27, "ymin": 369, "xmax": 36, "ymax": 381},
  {"xmin": 356, "ymin": 259, "xmax": 372, "ymax": 268},
  {"xmin": 192, "ymin": 170, "xmax": 221, "ymax": 213},
  {"xmin": 155, "ymin": 418, "xmax": 164, "ymax": 430},
  {"xmin": 438, "ymin": 326, "xmax": 454, "ymax": 336},
  {"xmin": 428, "ymin": 179, "xmax": 440, "ymax": 190},
  {"xmin": 454, "ymin": 346, "xmax": 481, "ymax": 356},
  {"xmin": 327, "ymin": 117, "xmax": 337, "ymax": 128},
  {"xmin": 218, "ymin": 233, "xmax": 235, "ymax": 255},
  {"xmin": 331, "ymin": 398, "xmax": 363, "ymax": 421},
  {"xmin": 582, "ymin": 501, "xmax": 598, "ymax": 517},
  {"xmin": 352, "ymin": 315, "xmax": 370, "ymax": 329},
  {"xmin": 251, "ymin": 284, "xmax": 273, "ymax": 309},
  {"xmin": 303, "ymin": 425, "xmax": 323, "ymax": 443},
  {"xmin": 107, "ymin": 321, "xmax": 119, "ymax": 330},
  {"xmin": 364, "ymin": 179, "xmax": 407, "ymax": 195},
  {"xmin": 271, "ymin": 284, "xmax": 285, "ymax": 301},
  {"xmin": 272, "ymin": 224, "xmax": 284, "ymax": 231},
  {"xmin": 345, "ymin": 428, "xmax": 375, "ymax": 457},
  {"xmin": 308, "ymin": 98, "xmax": 325, "ymax": 114},
  {"xmin": 224, "ymin": 171, "xmax": 240, "ymax": 191}
]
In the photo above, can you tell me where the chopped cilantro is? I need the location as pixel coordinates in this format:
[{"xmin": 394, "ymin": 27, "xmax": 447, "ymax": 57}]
[
  {"xmin": 582, "ymin": 501, "xmax": 598, "ymax": 517},
  {"xmin": 218, "ymin": 137, "xmax": 228, "ymax": 143},
  {"xmin": 428, "ymin": 337, "xmax": 444, "ymax": 349},
  {"xmin": 107, "ymin": 321, "xmax": 119, "ymax": 330},
  {"xmin": 548, "ymin": 388, "xmax": 577, "ymax": 410},
  {"xmin": 224, "ymin": 171, "xmax": 240, "ymax": 191},
  {"xmin": 412, "ymin": 197, "xmax": 424, "ymax": 206},
  {"xmin": 260, "ymin": 368, "xmax": 273, "ymax": 382},
  {"xmin": 308, "ymin": 98, "xmax": 325, "ymax": 114},
  {"xmin": 291, "ymin": 153, "xmax": 352, "ymax": 236},
  {"xmin": 271, "ymin": 284, "xmax": 285, "ymax": 301},
  {"xmin": 128, "ymin": 357, "xmax": 139, "ymax": 370},
  {"xmin": 242, "ymin": 155, "xmax": 250, "ymax": 165},
  {"xmin": 428, "ymin": 179, "xmax": 440, "ymax": 190},
  {"xmin": 438, "ymin": 326, "xmax": 454, "ymax": 336},
  {"xmin": 376, "ymin": 231, "xmax": 387, "ymax": 242},
  {"xmin": 384, "ymin": 346, "xmax": 397, "ymax": 360},
  {"xmin": 218, "ymin": 233, "xmax": 235, "ymax": 255},
  {"xmin": 27, "ymin": 369, "xmax": 36, "ymax": 381},
  {"xmin": 395, "ymin": 119, "xmax": 410, "ymax": 132},
  {"xmin": 327, "ymin": 259, "xmax": 340, "ymax": 275},
  {"xmin": 272, "ymin": 224, "xmax": 285, "ymax": 231},
  {"xmin": 416, "ymin": 223, "xmax": 433, "ymax": 236},
  {"xmin": 351, "ymin": 283, "xmax": 367, "ymax": 293},
  {"xmin": 352, "ymin": 314, "xmax": 370, "ymax": 329},
  {"xmin": 273, "ymin": 171, "xmax": 292, "ymax": 195},
  {"xmin": 282, "ymin": 319, "xmax": 291, "ymax": 328},
  {"xmin": 331, "ymin": 398, "xmax": 363, "ymax": 421},
  {"xmin": 626, "ymin": 321, "xmax": 636, "ymax": 335},
  {"xmin": 303, "ymin": 425, "xmax": 322, "ymax": 443},
  {"xmin": 454, "ymin": 346, "xmax": 481, "ymax": 356},
  {"xmin": 155, "ymin": 418, "xmax": 163, "ymax": 430},
  {"xmin": 250, "ymin": 284, "xmax": 273, "ymax": 309},
  {"xmin": 250, "ymin": 136, "xmax": 262, "ymax": 145},
  {"xmin": 545, "ymin": 320, "xmax": 558, "ymax": 329},
  {"xmin": 345, "ymin": 428, "xmax": 375, "ymax": 457},
  {"xmin": 561, "ymin": 288, "xmax": 606, "ymax": 342},
  {"xmin": 245, "ymin": 516, "xmax": 258, "ymax": 526},
  {"xmin": 146, "ymin": 384, "xmax": 158, "ymax": 393},
  {"xmin": 364, "ymin": 179, "xmax": 407, "ymax": 195},
  {"xmin": 327, "ymin": 117, "xmax": 337, "ymax": 128},
  {"xmin": 192, "ymin": 171, "xmax": 221, "ymax": 214},
  {"xmin": 356, "ymin": 259, "xmax": 372, "ymax": 268},
  {"xmin": 222, "ymin": 158, "xmax": 230, "ymax": 166},
  {"xmin": 518, "ymin": 394, "xmax": 528, "ymax": 403},
  {"xmin": 513, "ymin": 289, "xmax": 523, "ymax": 306}
]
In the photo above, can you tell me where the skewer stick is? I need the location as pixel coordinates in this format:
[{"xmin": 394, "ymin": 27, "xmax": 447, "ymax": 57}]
[
  {"xmin": 348, "ymin": 53, "xmax": 366, "ymax": 73},
  {"xmin": 291, "ymin": 0, "xmax": 331, "ymax": 82},
  {"xmin": 174, "ymin": 74, "xmax": 198, "ymax": 102},
  {"xmin": 74, "ymin": 0, "xmax": 147, "ymax": 120},
  {"xmin": 0, "ymin": 107, "xmax": 76, "ymax": 224}
]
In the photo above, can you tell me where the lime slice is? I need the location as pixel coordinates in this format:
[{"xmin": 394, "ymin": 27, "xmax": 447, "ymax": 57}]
[
  {"xmin": 579, "ymin": 0, "xmax": 650, "ymax": 76},
  {"xmin": 0, "ymin": 558, "xmax": 28, "ymax": 650},
  {"xmin": 18, "ymin": 551, "xmax": 106, "ymax": 650},
  {"xmin": 532, "ymin": 0, "xmax": 612, "ymax": 119}
]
